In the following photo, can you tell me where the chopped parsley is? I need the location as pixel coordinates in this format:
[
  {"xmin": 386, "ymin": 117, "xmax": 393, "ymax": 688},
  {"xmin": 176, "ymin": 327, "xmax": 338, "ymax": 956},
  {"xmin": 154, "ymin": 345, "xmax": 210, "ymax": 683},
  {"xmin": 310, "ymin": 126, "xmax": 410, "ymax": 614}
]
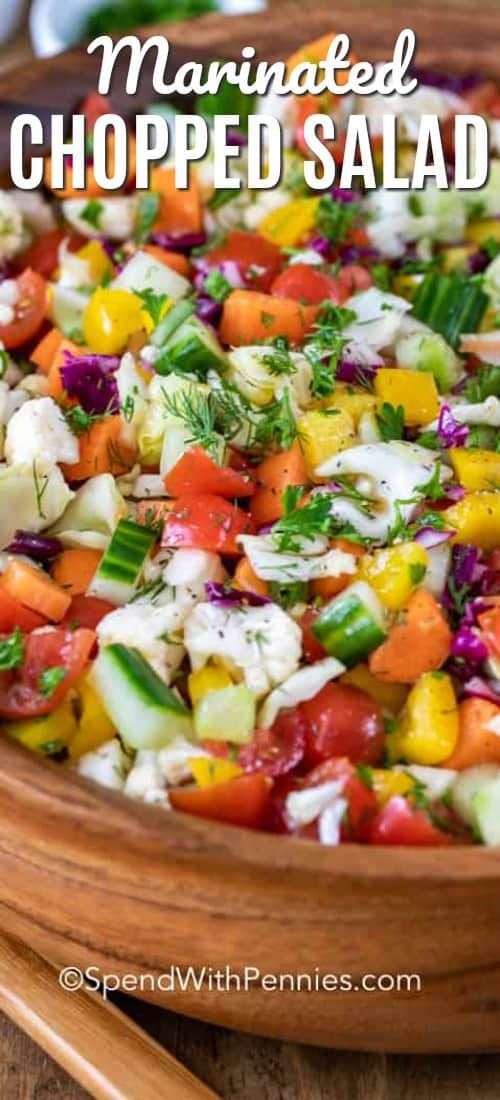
[
  {"xmin": 415, "ymin": 462, "xmax": 447, "ymax": 502},
  {"xmin": 64, "ymin": 405, "xmax": 106, "ymax": 436},
  {"xmin": 252, "ymin": 389, "xmax": 300, "ymax": 451},
  {"xmin": 207, "ymin": 188, "xmax": 237, "ymax": 212},
  {"xmin": 0, "ymin": 628, "xmax": 24, "ymax": 671},
  {"xmin": 316, "ymin": 194, "xmax": 365, "ymax": 245},
  {"xmin": 268, "ymin": 580, "xmax": 308, "ymax": 609},
  {"xmin": 32, "ymin": 460, "xmax": 50, "ymax": 520},
  {"xmin": 37, "ymin": 666, "xmax": 67, "ymax": 698},
  {"xmin": 80, "ymin": 198, "xmax": 104, "ymax": 230},
  {"xmin": 463, "ymin": 364, "xmax": 500, "ymax": 403},
  {"xmin": 135, "ymin": 191, "xmax": 160, "ymax": 244},
  {"xmin": 409, "ymin": 562, "xmax": 427, "ymax": 585},
  {"xmin": 137, "ymin": 288, "xmax": 168, "ymax": 325},
  {"xmin": 304, "ymin": 302, "xmax": 355, "ymax": 399},
  {"xmin": 375, "ymin": 402, "xmax": 405, "ymax": 442},
  {"xmin": 203, "ymin": 270, "xmax": 233, "ymax": 302},
  {"xmin": 272, "ymin": 486, "xmax": 333, "ymax": 552},
  {"xmin": 261, "ymin": 336, "xmax": 296, "ymax": 377}
]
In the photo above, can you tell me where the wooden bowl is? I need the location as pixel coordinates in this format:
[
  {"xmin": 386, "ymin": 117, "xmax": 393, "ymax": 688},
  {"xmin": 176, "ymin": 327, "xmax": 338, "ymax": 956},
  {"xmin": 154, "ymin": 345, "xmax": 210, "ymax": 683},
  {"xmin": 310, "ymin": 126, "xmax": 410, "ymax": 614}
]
[{"xmin": 1, "ymin": 2, "xmax": 500, "ymax": 1054}]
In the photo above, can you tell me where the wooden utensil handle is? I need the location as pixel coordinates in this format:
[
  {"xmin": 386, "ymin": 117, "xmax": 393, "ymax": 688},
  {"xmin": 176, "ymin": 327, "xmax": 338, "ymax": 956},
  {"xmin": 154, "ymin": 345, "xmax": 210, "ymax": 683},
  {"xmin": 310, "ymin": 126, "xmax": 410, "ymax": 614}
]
[{"xmin": 0, "ymin": 931, "xmax": 219, "ymax": 1100}]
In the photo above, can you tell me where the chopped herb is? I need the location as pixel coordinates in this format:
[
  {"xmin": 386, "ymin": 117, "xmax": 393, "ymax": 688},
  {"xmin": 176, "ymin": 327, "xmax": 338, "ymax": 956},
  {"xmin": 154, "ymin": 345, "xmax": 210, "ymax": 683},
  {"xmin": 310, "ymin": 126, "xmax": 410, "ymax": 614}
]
[
  {"xmin": 482, "ymin": 237, "xmax": 500, "ymax": 261},
  {"xmin": 304, "ymin": 302, "xmax": 355, "ymax": 399},
  {"xmin": 409, "ymin": 562, "xmax": 427, "ymax": 584},
  {"xmin": 261, "ymin": 336, "xmax": 296, "ymax": 377},
  {"xmin": 355, "ymin": 763, "xmax": 374, "ymax": 789},
  {"xmin": 375, "ymin": 402, "xmax": 405, "ymax": 442},
  {"xmin": 40, "ymin": 739, "xmax": 67, "ymax": 756},
  {"xmin": 252, "ymin": 389, "xmax": 300, "ymax": 451},
  {"xmin": 415, "ymin": 462, "xmax": 446, "ymax": 502},
  {"xmin": 80, "ymin": 198, "xmax": 104, "ymax": 230},
  {"xmin": 137, "ymin": 288, "xmax": 168, "ymax": 325},
  {"xmin": 268, "ymin": 580, "xmax": 308, "ymax": 609},
  {"xmin": 0, "ymin": 628, "xmax": 24, "ymax": 671},
  {"xmin": 135, "ymin": 191, "xmax": 160, "ymax": 244},
  {"xmin": 163, "ymin": 388, "xmax": 221, "ymax": 461},
  {"xmin": 207, "ymin": 188, "xmax": 237, "ymax": 212},
  {"xmin": 463, "ymin": 364, "xmax": 500, "ymax": 403},
  {"xmin": 203, "ymin": 270, "xmax": 233, "ymax": 302},
  {"xmin": 371, "ymin": 263, "xmax": 392, "ymax": 292},
  {"xmin": 260, "ymin": 310, "xmax": 274, "ymax": 329},
  {"xmin": 32, "ymin": 459, "xmax": 49, "ymax": 520},
  {"xmin": 0, "ymin": 349, "xmax": 9, "ymax": 378},
  {"xmin": 272, "ymin": 486, "xmax": 333, "ymax": 552},
  {"xmin": 416, "ymin": 429, "xmax": 440, "ymax": 450},
  {"xmin": 121, "ymin": 394, "xmax": 135, "ymax": 423},
  {"xmin": 64, "ymin": 404, "xmax": 105, "ymax": 436},
  {"xmin": 37, "ymin": 666, "xmax": 66, "ymax": 698},
  {"xmin": 316, "ymin": 194, "xmax": 364, "ymax": 245}
]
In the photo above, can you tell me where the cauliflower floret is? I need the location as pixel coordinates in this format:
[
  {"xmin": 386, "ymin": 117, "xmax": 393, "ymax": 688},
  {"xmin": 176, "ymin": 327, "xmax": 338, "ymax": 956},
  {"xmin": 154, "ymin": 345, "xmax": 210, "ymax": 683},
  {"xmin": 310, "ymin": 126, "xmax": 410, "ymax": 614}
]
[
  {"xmin": 76, "ymin": 738, "xmax": 131, "ymax": 791},
  {"xmin": 124, "ymin": 750, "xmax": 169, "ymax": 806},
  {"xmin": 162, "ymin": 549, "xmax": 225, "ymax": 613},
  {"xmin": 62, "ymin": 197, "xmax": 138, "ymax": 241},
  {"xmin": 238, "ymin": 533, "xmax": 357, "ymax": 585},
  {"xmin": 158, "ymin": 735, "xmax": 210, "ymax": 786},
  {"xmin": 96, "ymin": 602, "xmax": 186, "ymax": 684},
  {"xmin": 184, "ymin": 601, "xmax": 302, "ymax": 698},
  {"xmin": 0, "ymin": 191, "xmax": 25, "ymax": 262},
  {"xmin": 5, "ymin": 397, "xmax": 79, "ymax": 467}
]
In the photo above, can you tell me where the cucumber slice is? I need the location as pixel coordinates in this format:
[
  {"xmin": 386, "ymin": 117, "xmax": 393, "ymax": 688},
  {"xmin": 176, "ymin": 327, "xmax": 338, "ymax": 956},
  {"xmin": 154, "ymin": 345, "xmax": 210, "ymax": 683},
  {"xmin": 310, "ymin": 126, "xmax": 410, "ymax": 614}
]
[
  {"xmin": 412, "ymin": 274, "xmax": 488, "ymax": 348},
  {"xmin": 151, "ymin": 299, "xmax": 195, "ymax": 348},
  {"xmin": 88, "ymin": 518, "xmax": 156, "ymax": 604},
  {"xmin": 194, "ymin": 685, "xmax": 256, "ymax": 744},
  {"xmin": 112, "ymin": 250, "xmax": 190, "ymax": 300},
  {"xmin": 396, "ymin": 331, "xmax": 461, "ymax": 393},
  {"xmin": 51, "ymin": 285, "xmax": 89, "ymax": 342},
  {"xmin": 453, "ymin": 765, "xmax": 500, "ymax": 826},
  {"xmin": 154, "ymin": 317, "xmax": 227, "ymax": 379},
  {"xmin": 312, "ymin": 581, "xmax": 387, "ymax": 667},
  {"xmin": 91, "ymin": 644, "xmax": 192, "ymax": 750}
]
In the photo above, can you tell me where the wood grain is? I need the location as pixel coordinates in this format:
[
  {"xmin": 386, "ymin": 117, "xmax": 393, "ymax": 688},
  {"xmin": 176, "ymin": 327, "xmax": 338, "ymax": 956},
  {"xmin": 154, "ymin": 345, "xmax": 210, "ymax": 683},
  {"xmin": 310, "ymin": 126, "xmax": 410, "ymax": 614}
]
[
  {"xmin": 0, "ymin": 931, "xmax": 218, "ymax": 1100},
  {"xmin": 0, "ymin": 2, "xmax": 499, "ymax": 1059}
]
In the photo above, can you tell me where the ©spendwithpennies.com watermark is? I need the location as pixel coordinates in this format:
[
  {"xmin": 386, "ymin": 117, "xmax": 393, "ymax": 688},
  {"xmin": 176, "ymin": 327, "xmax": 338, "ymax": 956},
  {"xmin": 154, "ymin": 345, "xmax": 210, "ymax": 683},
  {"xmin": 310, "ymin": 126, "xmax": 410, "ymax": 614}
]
[{"xmin": 58, "ymin": 965, "xmax": 422, "ymax": 1001}]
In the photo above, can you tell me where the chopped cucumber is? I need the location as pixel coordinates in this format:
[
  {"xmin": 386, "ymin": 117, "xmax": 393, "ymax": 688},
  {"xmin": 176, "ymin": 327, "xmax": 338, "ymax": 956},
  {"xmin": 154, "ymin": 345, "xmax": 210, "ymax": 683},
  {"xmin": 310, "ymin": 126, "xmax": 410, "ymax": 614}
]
[
  {"xmin": 453, "ymin": 765, "xmax": 500, "ymax": 827},
  {"xmin": 472, "ymin": 778, "xmax": 500, "ymax": 845},
  {"xmin": 312, "ymin": 581, "xmax": 387, "ymax": 667},
  {"xmin": 91, "ymin": 644, "xmax": 192, "ymax": 750},
  {"xmin": 51, "ymin": 285, "xmax": 89, "ymax": 342},
  {"xmin": 112, "ymin": 250, "xmax": 190, "ymax": 300},
  {"xmin": 412, "ymin": 273, "xmax": 488, "ymax": 348},
  {"xmin": 151, "ymin": 299, "xmax": 195, "ymax": 348},
  {"xmin": 396, "ymin": 331, "xmax": 461, "ymax": 392},
  {"xmin": 88, "ymin": 518, "xmax": 156, "ymax": 604},
  {"xmin": 154, "ymin": 317, "xmax": 227, "ymax": 379},
  {"xmin": 194, "ymin": 685, "xmax": 256, "ymax": 744}
]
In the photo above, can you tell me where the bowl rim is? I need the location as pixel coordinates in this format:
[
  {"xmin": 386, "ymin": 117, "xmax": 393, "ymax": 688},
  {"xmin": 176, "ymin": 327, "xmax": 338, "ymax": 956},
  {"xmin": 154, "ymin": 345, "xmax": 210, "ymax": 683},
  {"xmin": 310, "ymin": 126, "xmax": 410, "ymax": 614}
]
[{"xmin": 1, "ymin": 5, "xmax": 500, "ymax": 878}]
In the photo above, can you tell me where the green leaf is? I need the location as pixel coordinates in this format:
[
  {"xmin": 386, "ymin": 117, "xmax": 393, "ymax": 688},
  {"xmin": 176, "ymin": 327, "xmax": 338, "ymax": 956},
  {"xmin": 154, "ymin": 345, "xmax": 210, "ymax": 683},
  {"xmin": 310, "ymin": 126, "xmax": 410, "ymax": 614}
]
[
  {"xmin": 135, "ymin": 192, "xmax": 160, "ymax": 244},
  {"xmin": 203, "ymin": 269, "xmax": 234, "ymax": 303},
  {"xmin": 0, "ymin": 628, "xmax": 24, "ymax": 671},
  {"xmin": 409, "ymin": 562, "xmax": 427, "ymax": 584},
  {"xmin": 80, "ymin": 199, "xmax": 104, "ymax": 230},
  {"xmin": 316, "ymin": 195, "xmax": 365, "ymax": 245},
  {"xmin": 375, "ymin": 402, "xmax": 405, "ymax": 442},
  {"xmin": 137, "ymin": 287, "xmax": 168, "ymax": 325},
  {"xmin": 37, "ymin": 666, "xmax": 67, "ymax": 698}
]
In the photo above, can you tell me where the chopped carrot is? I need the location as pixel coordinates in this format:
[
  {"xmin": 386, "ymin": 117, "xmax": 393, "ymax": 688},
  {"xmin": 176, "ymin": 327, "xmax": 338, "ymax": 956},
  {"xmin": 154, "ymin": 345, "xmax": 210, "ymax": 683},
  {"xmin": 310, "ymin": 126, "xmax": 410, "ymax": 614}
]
[
  {"xmin": 31, "ymin": 327, "xmax": 65, "ymax": 374},
  {"xmin": 368, "ymin": 589, "xmax": 452, "ymax": 683},
  {"xmin": 444, "ymin": 698, "xmax": 500, "ymax": 769},
  {"xmin": 478, "ymin": 605, "xmax": 500, "ymax": 659},
  {"xmin": 250, "ymin": 441, "xmax": 308, "ymax": 527},
  {"xmin": 2, "ymin": 560, "xmax": 71, "ymax": 623},
  {"xmin": 142, "ymin": 245, "xmax": 190, "ymax": 277},
  {"xmin": 45, "ymin": 337, "xmax": 82, "ymax": 403},
  {"xmin": 311, "ymin": 539, "xmax": 364, "ymax": 600},
  {"xmin": 136, "ymin": 499, "xmax": 176, "ymax": 526},
  {"xmin": 232, "ymin": 557, "xmax": 269, "ymax": 598},
  {"xmin": 61, "ymin": 417, "xmax": 135, "ymax": 481},
  {"xmin": 220, "ymin": 290, "xmax": 318, "ymax": 347},
  {"xmin": 51, "ymin": 549, "xmax": 103, "ymax": 597},
  {"xmin": 150, "ymin": 167, "xmax": 202, "ymax": 234}
]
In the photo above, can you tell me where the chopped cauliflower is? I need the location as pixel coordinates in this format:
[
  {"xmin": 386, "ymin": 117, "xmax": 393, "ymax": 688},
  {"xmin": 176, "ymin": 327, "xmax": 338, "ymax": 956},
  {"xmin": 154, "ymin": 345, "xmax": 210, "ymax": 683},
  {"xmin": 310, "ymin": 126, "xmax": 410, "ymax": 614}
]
[
  {"xmin": 184, "ymin": 601, "xmax": 302, "ymax": 698},
  {"xmin": 286, "ymin": 780, "xmax": 346, "ymax": 828},
  {"xmin": 5, "ymin": 397, "xmax": 79, "ymax": 467},
  {"xmin": 76, "ymin": 738, "xmax": 131, "ymax": 791},
  {"xmin": 158, "ymin": 736, "xmax": 210, "ymax": 786},
  {"xmin": 238, "ymin": 532, "xmax": 357, "ymax": 584},
  {"xmin": 62, "ymin": 197, "xmax": 138, "ymax": 241},
  {"xmin": 124, "ymin": 750, "xmax": 169, "ymax": 806},
  {"xmin": 258, "ymin": 658, "xmax": 345, "ymax": 729},
  {"xmin": 96, "ymin": 602, "xmax": 186, "ymax": 684},
  {"xmin": 0, "ymin": 191, "xmax": 25, "ymax": 262}
]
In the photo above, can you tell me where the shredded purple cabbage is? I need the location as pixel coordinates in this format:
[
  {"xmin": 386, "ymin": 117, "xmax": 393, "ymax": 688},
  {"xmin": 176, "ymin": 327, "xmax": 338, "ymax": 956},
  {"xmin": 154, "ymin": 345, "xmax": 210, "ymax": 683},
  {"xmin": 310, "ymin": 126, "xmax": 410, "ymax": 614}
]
[
  {"xmin": 227, "ymin": 128, "xmax": 248, "ymax": 147},
  {"xmin": 310, "ymin": 236, "xmax": 333, "ymax": 259},
  {"xmin": 204, "ymin": 581, "xmax": 270, "ymax": 607},
  {"xmin": 60, "ymin": 351, "xmax": 120, "ymax": 415},
  {"xmin": 195, "ymin": 295, "xmax": 222, "ymax": 327},
  {"xmin": 97, "ymin": 236, "xmax": 115, "ymax": 260},
  {"xmin": 414, "ymin": 526, "xmax": 455, "ymax": 550},
  {"xmin": 151, "ymin": 231, "xmax": 206, "ymax": 253},
  {"xmin": 462, "ymin": 677, "xmax": 500, "ymax": 704},
  {"xmin": 437, "ymin": 404, "xmax": 469, "ymax": 448},
  {"xmin": 340, "ymin": 245, "xmax": 380, "ymax": 264},
  {"xmin": 330, "ymin": 187, "xmax": 359, "ymax": 204},
  {"xmin": 336, "ymin": 359, "xmax": 379, "ymax": 385},
  {"xmin": 7, "ymin": 531, "xmax": 62, "ymax": 562},
  {"xmin": 409, "ymin": 66, "xmax": 483, "ymax": 96},
  {"xmin": 450, "ymin": 625, "xmax": 489, "ymax": 677},
  {"xmin": 450, "ymin": 544, "xmax": 480, "ymax": 589}
]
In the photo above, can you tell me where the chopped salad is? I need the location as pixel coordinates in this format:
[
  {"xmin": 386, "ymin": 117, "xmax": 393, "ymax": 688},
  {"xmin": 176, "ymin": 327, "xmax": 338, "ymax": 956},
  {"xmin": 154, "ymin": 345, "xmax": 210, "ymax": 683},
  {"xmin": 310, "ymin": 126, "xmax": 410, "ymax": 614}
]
[{"xmin": 0, "ymin": 39, "xmax": 499, "ymax": 847}]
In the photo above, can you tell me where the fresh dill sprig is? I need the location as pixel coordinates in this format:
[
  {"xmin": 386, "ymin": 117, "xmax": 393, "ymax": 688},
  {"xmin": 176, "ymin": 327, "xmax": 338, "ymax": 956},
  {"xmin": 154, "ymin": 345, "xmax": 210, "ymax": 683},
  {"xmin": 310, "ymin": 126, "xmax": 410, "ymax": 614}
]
[
  {"xmin": 252, "ymin": 389, "xmax": 300, "ymax": 451},
  {"xmin": 163, "ymin": 389, "xmax": 221, "ymax": 461},
  {"xmin": 32, "ymin": 460, "xmax": 49, "ymax": 520},
  {"xmin": 261, "ymin": 336, "xmax": 296, "ymax": 377}
]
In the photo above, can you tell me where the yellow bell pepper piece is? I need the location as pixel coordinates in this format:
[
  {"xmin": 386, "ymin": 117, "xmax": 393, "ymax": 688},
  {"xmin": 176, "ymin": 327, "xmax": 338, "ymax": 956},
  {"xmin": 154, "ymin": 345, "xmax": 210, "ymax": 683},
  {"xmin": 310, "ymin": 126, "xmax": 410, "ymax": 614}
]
[
  {"xmin": 297, "ymin": 408, "xmax": 356, "ymax": 477},
  {"xmin": 371, "ymin": 768, "xmax": 415, "ymax": 807},
  {"xmin": 68, "ymin": 674, "xmax": 116, "ymax": 761},
  {"xmin": 392, "ymin": 273, "xmax": 420, "ymax": 301},
  {"xmin": 189, "ymin": 757, "xmax": 243, "ymax": 788},
  {"xmin": 466, "ymin": 218, "xmax": 500, "ymax": 246},
  {"xmin": 443, "ymin": 491, "xmax": 500, "ymax": 552},
  {"xmin": 188, "ymin": 665, "xmax": 233, "ymax": 707},
  {"xmin": 449, "ymin": 448, "xmax": 500, "ymax": 492},
  {"xmin": 374, "ymin": 368, "xmax": 440, "ymax": 426},
  {"xmin": 77, "ymin": 240, "xmax": 113, "ymax": 286},
  {"xmin": 259, "ymin": 198, "xmax": 320, "ymax": 248},
  {"xmin": 439, "ymin": 243, "xmax": 477, "ymax": 273},
  {"xmin": 320, "ymin": 385, "xmax": 380, "ymax": 425},
  {"xmin": 356, "ymin": 542, "xmax": 429, "ymax": 612},
  {"xmin": 4, "ymin": 697, "xmax": 77, "ymax": 754},
  {"xmin": 83, "ymin": 288, "xmax": 150, "ymax": 355},
  {"xmin": 340, "ymin": 664, "xmax": 408, "ymax": 714},
  {"xmin": 389, "ymin": 671, "xmax": 459, "ymax": 765}
]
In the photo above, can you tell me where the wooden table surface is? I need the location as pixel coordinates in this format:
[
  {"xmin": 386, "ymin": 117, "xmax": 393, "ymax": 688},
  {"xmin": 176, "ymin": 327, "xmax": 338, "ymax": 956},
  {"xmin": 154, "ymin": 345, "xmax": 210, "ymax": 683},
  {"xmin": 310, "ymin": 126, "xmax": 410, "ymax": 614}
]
[{"xmin": 1, "ymin": 8, "xmax": 500, "ymax": 1100}]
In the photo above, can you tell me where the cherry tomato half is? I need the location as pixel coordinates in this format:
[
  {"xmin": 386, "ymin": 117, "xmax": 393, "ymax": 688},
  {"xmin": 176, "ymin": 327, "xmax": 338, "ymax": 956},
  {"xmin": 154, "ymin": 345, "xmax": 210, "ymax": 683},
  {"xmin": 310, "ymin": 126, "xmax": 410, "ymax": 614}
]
[
  {"xmin": 238, "ymin": 709, "xmax": 306, "ymax": 777},
  {"xmin": 15, "ymin": 231, "xmax": 83, "ymax": 280},
  {"xmin": 299, "ymin": 682, "xmax": 385, "ymax": 769},
  {"xmin": 0, "ymin": 627, "xmax": 95, "ymax": 718},
  {"xmin": 0, "ymin": 269, "xmax": 47, "ymax": 349},
  {"xmin": 271, "ymin": 263, "xmax": 348, "ymax": 305},
  {"xmin": 201, "ymin": 230, "xmax": 283, "ymax": 292},
  {"xmin": 368, "ymin": 796, "xmax": 455, "ymax": 847}
]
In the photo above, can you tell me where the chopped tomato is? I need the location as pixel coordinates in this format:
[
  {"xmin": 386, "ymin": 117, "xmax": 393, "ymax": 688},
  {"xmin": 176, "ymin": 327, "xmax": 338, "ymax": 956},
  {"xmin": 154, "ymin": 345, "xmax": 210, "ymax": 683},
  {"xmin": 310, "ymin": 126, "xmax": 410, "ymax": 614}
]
[
  {"xmin": 0, "ymin": 627, "xmax": 95, "ymax": 718},
  {"xmin": 201, "ymin": 230, "xmax": 283, "ymax": 292},
  {"xmin": 337, "ymin": 263, "xmax": 372, "ymax": 295},
  {"xmin": 0, "ymin": 586, "xmax": 47, "ymax": 633},
  {"xmin": 60, "ymin": 595, "xmax": 116, "ymax": 632},
  {"xmin": 304, "ymin": 756, "xmax": 378, "ymax": 841},
  {"xmin": 238, "ymin": 710, "xmax": 306, "ymax": 777},
  {"xmin": 368, "ymin": 796, "xmax": 455, "ymax": 847},
  {"xmin": 0, "ymin": 269, "xmax": 47, "ymax": 349},
  {"xmin": 161, "ymin": 494, "xmax": 253, "ymax": 555},
  {"xmin": 299, "ymin": 682, "xmax": 385, "ymax": 768},
  {"xmin": 299, "ymin": 607, "xmax": 327, "ymax": 663},
  {"xmin": 270, "ymin": 263, "xmax": 348, "ymax": 305},
  {"xmin": 478, "ymin": 605, "xmax": 500, "ymax": 659},
  {"xmin": 15, "ymin": 231, "xmax": 83, "ymax": 279},
  {"xmin": 170, "ymin": 773, "xmax": 273, "ymax": 829},
  {"xmin": 165, "ymin": 446, "xmax": 255, "ymax": 499}
]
